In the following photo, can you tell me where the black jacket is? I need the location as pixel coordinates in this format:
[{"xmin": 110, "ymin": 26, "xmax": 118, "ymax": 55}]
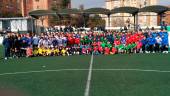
[{"xmin": 3, "ymin": 37, "xmax": 11, "ymax": 48}]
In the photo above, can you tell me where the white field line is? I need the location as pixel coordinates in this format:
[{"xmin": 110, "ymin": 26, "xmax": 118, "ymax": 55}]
[
  {"xmin": 0, "ymin": 68, "xmax": 170, "ymax": 76},
  {"xmin": 84, "ymin": 53, "xmax": 94, "ymax": 96}
]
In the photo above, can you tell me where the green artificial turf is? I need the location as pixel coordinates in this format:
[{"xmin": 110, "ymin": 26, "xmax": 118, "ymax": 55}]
[
  {"xmin": 91, "ymin": 54, "xmax": 170, "ymax": 96},
  {"xmin": 0, "ymin": 45, "xmax": 170, "ymax": 96},
  {"xmin": 0, "ymin": 45, "xmax": 3, "ymax": 59}
]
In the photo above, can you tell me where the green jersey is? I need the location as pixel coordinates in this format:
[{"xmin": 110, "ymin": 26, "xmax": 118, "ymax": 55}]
[{"xmin": 101, "ymin": 42, "xmax": 106, "ymax": 48}]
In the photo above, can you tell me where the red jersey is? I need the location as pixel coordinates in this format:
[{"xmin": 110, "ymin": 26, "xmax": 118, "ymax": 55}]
[
  {"xmin": 136, "ymin": 41, "xmax": 142, "ymax": 49},
  {"xmin": 26, "ymin": 47, "xmax": 33, "ymax": 57},
  {"xmin": 68, "ymin": 37, "xmax": 75, "ymax": 45},
  {"xmin": 104, "ymin": 47, "xmax": 110, "ymax": 55},
  {"xmin": 92, "ymin": 42, "xmax": 97, "ymax": 47},
  {"xmin": 97, "ymin": 42, "xmax": 102, "ymax": 47},
  {"xmin": 98, "ymin": 46, "xmax": 103, "ymax": 52},
  {"xmin": 111, "ymin": 47, "xmax": 117, "ymax": 54},
  {"xmin": 114, "ymin": 40, "xmax": 121, "ymax": 46},
  {"xmin": 94, "ymin": 47, "xmax": 98, "ymax": 52},
  {"xmin": 75, "ymin": 38, "xmax": 80, "ymax": 44},
  {"xmin": 82, "ymin": 48, "xmax": 86, "ymax": 54}
]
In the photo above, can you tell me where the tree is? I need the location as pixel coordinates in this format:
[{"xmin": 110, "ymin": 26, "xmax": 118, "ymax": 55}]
[
  {"xmin": 62, "ymin": 0, "xmax": 70, "ymax": 8},
  {"xmin": 87, "ymin": 15, "xmax": 106, "ymax": 28},
  {"xmin": 50, "ymin": 0, "xmax": 71, "ymax": 26}
]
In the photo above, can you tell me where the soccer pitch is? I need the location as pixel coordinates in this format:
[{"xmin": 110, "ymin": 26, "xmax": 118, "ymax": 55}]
[{"xmin": 0, "ymin": 46, "xmax": 170, "ymax": 96}]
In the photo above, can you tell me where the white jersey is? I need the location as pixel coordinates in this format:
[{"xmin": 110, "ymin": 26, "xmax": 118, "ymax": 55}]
[{"xmin": 155, "ymin": 37, "xmax": 162, "ymax": 44}]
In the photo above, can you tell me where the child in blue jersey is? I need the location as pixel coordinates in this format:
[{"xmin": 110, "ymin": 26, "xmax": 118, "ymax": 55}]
[
  {"xmin": 151, "ymin": 32, "xmax": 157, "ymax": 38},
  {"xmin": 147, "ymin": 35, "xmax": 156, "ymax": 53},
  {"xmin": 161, "ymin": 35, "xmax": 169, "ymax": 53},
  {"xmin": 141, "ymin": 37, "xmax": 147, "ymax": 53}
]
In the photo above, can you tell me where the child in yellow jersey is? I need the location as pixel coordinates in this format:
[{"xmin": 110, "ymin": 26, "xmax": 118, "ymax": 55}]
[
  {"xmin": 61, "ymin": 48, "xmax": 67, "ymax": 56},
  {"xmin": 42, "ymin": 48, "xmax": 47, "ymax": 56},
  {"xmin": 54, "ymin": 48, "xmax": 60, "ymax": 56},
  {"xmin": 46, "ymin": 48, "xmax": 51, "ymax": 56},
  {"xmin": 38, "ymin": 48, "xmax": 43, "ymax": 56},
  {"xmin": 33, "ymin": 48, "xmax": 38, "ymax": 56}
]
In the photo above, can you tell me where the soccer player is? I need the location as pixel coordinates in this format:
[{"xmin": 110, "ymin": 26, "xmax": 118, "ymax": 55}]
[
  {"xmin": 26, "ymin": 47, "xmax": 33, "ymax": 57},
  {"xmin": 110, "ymin": 47, "xmax": 117, "ymax": 54},
  {"xmin": 104, "ymin": 47, "xmax": 110, "ymax": 55},
  {"xmin": 61, "ymin": 47, "xmax": 67, "ymax": 56},
  {"xmin": 38, "ymin": 47, "xmax": 43, "ymax": 56},
  {"xmin": 54, "ymin": 47, "xmax": 60, "ymax": 56},
  {"xmin": 98, "ymin": 46, "xmax": 103, "ymax": 54},
  {"xmin": 147, "ymin": 35, "xmax": 156, "ymax": 53},
  {"xmin": 93, "ymin": 46, "xmax": 99, "ymax": 55},
  {"xmin": 155, "ymin": 35, "xmax": 162, "ymax": 52},
  {"xmin": 161, "ymin": 35, "xmax": 169, "ymax": 53},
  {"xmin": 141, "ymin": 37, "xmax": 147, "ymax": 53}
]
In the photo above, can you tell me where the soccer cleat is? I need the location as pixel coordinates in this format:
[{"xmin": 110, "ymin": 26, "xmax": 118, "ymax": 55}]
[{"xmin": 165, "ymin": 51, "xmax": 169, "ymax": 54}]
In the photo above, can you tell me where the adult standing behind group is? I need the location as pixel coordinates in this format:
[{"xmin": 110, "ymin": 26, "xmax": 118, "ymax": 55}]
[{"xmin": 2, "ymin": 34, "xmax": 11, "ymax": 60}]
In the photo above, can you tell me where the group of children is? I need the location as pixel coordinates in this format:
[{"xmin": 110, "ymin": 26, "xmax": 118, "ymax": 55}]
[
  {"xmin": 27, "ymin": 31, "xmax": 169, "ymax": 57},
  {"xmin": 3, "ymin": 30, "xmax": 169, "ymax": 59}
]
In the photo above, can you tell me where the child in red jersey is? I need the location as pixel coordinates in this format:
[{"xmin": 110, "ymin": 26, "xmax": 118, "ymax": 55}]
[
  {"xmin": 110, "ymin": 47, "xmax": 117, "ymax": 54},
  {"xmin": 74, "ymin": 38, "xmax": 80, "ymax": 46},
  {"xmin": 93, "ymin": 41, "xmax": 97, "ymax": 46},
  {"xmin": 114, "ymin": 39, "xmax": 121, "ymax": 46},
  {"xmin": 136, "ymin": 41, "xmax": 142, "ymax": 53},
  {"xmin": 26, "ymin": 47, "xmax": 33, "ymax": 57},
  {"xmin": 98, "ymin": 46, "xmax": 103, "ymax": 54},
  {"xmin": 104, "ymin": 47, "xmax": 110, "ymax": 55},
  {"xmin": 93, "ymin": 46, "xmax": 99, "ymax": 55},
  {"xmin": 97, "ymin": 41, "xmax": 102, "ymax": 47},
  {"xmin": 68, "ymin": 36, "xmax": 75, "ymax": 46},
  {"xmin": 82, "ymin": 47, "xmax": 86, "ymax": 55}
]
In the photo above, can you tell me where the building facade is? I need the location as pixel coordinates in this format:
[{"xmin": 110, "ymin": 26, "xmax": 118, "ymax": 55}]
[
  {"xmin": 105, "ymin": 0, "xmax": 158, "ymax": 28},
  {"xmin": 163, "ymin": 6, "xmax": 170, "ymax": 25},
  {"xmin": 0, "ymin": 0, "xmax": 21, "ymax": 17},
  {"xmin": 20, "ymin": 0, "xmax": 71, "ymax": 27}
]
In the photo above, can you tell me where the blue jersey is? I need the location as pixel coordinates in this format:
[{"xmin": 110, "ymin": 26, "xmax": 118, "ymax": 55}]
[
  {"xmin": 163, "ymin": 32, "xmax": 168, "ymax": 38},
  {"xmin": 147, "ymin": 37, "xmax": 156, "ymax": 45},
  {"xmin": 158, "ymin": 32, "xmax": 163, "ymax": 37},
  {"xmin": 141, "ymin": 39, "xmax": 147, "ymax": 45},
  {"xmin": 162, "ymin": 37, "xmax": 168, "ymax": 46},
  {"xmin": 121, "ymin": 36, "xmax": 126, "ymax": 44},
  {"xmin": 151, "ymin": 32, "xmax": 157, "ymax": 38}
]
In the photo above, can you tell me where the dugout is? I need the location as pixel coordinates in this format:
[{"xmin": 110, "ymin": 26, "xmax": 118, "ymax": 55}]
[{"xmin": 0, "ymin": 17, "xmax": 35, "ymax": 34}]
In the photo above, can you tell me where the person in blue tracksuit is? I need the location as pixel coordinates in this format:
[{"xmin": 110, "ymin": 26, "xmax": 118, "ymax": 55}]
[{"xmin": 2, "ymin": 35, "xmax": 11, "ymax": 60}]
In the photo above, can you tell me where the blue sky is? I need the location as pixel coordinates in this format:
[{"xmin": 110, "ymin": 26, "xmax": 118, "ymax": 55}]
[{"xmin": 71, "ymin": 0, "xmax": 170, "ymax": 9}]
